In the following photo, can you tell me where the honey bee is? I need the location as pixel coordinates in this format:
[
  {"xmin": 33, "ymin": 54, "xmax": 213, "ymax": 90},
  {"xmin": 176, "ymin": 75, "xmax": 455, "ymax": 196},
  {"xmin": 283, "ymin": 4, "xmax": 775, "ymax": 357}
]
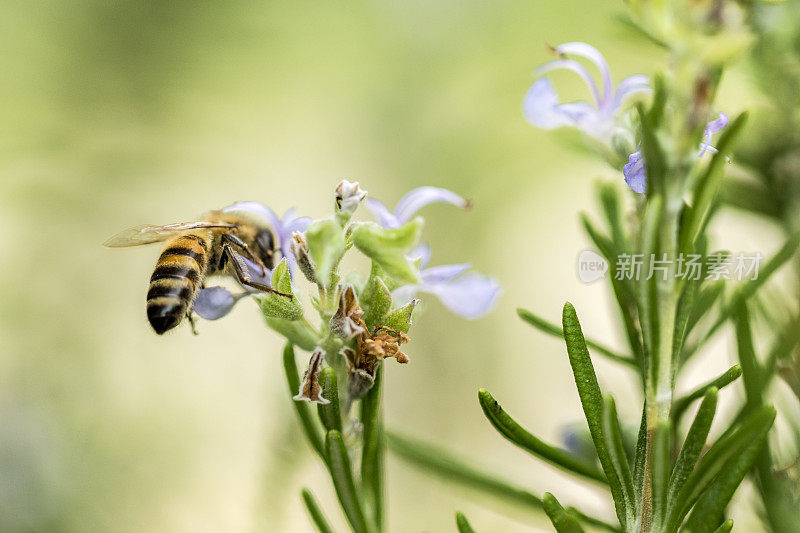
[{"xmin": 104, "ymin": 209, "xmax": 290, "ymax": 335}]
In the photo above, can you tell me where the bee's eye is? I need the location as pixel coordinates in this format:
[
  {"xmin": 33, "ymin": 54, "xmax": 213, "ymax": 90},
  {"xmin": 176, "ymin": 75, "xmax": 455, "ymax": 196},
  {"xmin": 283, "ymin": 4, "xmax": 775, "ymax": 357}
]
[{"xmin": 255, "ymin": 229, "xmax": 276, "ymax": 267}]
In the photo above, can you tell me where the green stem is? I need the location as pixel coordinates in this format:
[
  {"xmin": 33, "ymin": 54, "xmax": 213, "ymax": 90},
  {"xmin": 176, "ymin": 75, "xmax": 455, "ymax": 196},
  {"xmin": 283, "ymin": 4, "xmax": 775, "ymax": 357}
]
[{"xmin": 640, "ymin": 203, "xmax": 681, "ymax": 532}]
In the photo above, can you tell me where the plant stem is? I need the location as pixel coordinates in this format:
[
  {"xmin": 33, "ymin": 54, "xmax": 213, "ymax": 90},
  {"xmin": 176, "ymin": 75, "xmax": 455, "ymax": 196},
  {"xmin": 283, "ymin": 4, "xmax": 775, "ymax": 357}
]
[{"xmin": 640, "ymin": 202, "xmax": 680, "ymax": 532}]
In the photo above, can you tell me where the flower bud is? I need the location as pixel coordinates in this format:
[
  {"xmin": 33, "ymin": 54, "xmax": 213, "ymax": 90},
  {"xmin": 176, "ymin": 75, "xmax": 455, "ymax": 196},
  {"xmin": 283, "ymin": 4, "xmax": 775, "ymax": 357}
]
[
  {"xmin": 348, "ymin": 368, "xmax": 375, "ymax": 399},
  {"xmin": 290, "ymin": 231, "xmax": 318, "ymax": 284},
  {"xmin": 293, "ymin": 348, "xmax": 329, "ymax": 404},
  {"xmin": 329, "ymin": 285, "xmax": 366, "ymax": 340},
  {"xmin": 335, "ymin": 180, "xmax": 367, "ymax": 223}
]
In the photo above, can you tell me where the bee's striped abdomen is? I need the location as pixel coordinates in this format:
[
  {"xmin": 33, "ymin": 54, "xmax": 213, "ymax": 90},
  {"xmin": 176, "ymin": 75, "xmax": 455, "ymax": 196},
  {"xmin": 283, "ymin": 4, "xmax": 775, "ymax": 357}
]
[{"xmin": 147, "ymin": 234, "xmax": 208, "ymax": 334}]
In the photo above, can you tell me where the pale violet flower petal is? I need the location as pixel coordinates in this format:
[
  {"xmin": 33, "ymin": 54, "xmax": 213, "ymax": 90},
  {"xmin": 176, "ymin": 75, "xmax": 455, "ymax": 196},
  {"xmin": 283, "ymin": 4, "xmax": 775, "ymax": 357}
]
[
  {"xmin": 554, "ymin": 42, "xmax": 613, "ymax": 104},
  {"xmin": 390, "ymin": 285, "xmax": 421, "ymax": 308},
  {"xmin": 393, "ymin": 187, "xmax": 470, "ymax": 224},
  {"xmin": 365, "ymin": 198, "xmax": 400, "ymax": 228},
  {"xmin": 427, "ymin": 273, "xmax": 501, "ymax": 319},
  {"xmin": 623, "ymin": 151, "xmax": 647, "ymax": 194},
  {"xmin": 238, "ymin": 255, "xmax": 272, "ymax": 287},
  {"xmin": 222, "ymin": 201, "xmax": 282, "ymax": 232},
  {"xmin": 408, "ymin": 244, "xmax": 432, "ymax": 269},
  {"xmin": 613, "ymin": 75, "xmax": 651, "ymax": 108},
  {"xmin": 194, "ymin": 286, "xmax": 241, "ymax": 320},
  {"xmin": 523, "ymin": 78, "xmax": 574, "ymax": 129},
  {"xmin": 421, "ymin": 263, "xmax": 472, "ymax": 284},
  {"xmin": 535, "ymin": 59, "xmax": 602, "ymax": 106},
  {"xmin": 705, "ymin": 112, "xmax": 729, "ymax": 134}
]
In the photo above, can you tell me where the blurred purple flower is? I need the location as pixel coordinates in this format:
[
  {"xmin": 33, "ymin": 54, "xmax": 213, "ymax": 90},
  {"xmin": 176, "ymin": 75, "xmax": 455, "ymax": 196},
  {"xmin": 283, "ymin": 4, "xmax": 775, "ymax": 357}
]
[
  {"xmin": 623, "ymin": 113, "xmax": 729, "ymax": 194},
  {"xmin": 365, "ymin": 186, "xmax": 471, "ymax": 229},
  {"xmin": 392, "ymin": 245, "xmax": 501, "ymax": 319},
  {"xmin": 524, "ymin": 42, "xmax": 650, "ymax": 142}
]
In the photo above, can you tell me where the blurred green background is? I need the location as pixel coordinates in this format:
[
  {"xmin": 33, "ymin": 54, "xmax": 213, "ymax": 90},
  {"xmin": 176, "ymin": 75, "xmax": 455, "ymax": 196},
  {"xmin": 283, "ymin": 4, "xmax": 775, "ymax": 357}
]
[{"xmin": 0, "ymin": 1, "xmax": 769, "ymax": 532}]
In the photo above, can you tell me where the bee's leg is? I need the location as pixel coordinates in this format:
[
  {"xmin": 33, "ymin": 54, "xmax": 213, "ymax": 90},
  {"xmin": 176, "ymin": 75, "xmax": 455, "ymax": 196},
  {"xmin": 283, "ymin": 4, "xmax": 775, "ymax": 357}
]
[
  {"xmin": 222, "ymin": 244, "xmax": 292, "ymax": 299},
  {"xmin": 186, "ymin": 311, "xmax": 199, "ymax": 336},
  {"xmin": 220, "ymin": 233, "xmax": 267, "ymax": 276}
]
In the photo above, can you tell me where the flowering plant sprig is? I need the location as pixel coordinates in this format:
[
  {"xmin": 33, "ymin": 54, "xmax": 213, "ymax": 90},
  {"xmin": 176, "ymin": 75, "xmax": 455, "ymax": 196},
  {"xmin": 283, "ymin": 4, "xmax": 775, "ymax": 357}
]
[
  {"xmin": 388, "ymin": 3, "xmax": 795, "ymax": 533},
  {"xmin": 218, "ymin": 181, "xmax": 498, "ymax": 532}
]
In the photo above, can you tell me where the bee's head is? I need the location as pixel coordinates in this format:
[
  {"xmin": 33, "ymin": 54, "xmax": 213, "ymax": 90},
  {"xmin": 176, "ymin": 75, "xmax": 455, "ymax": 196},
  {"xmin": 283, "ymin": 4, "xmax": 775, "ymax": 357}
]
[{"xmin": 254, "ymin": 228, "xmax": 276, "ymax": 269}]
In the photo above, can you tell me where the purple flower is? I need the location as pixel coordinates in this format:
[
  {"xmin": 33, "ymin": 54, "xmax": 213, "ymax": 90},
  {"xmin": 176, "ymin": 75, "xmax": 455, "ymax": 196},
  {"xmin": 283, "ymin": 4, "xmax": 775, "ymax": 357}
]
[
  {"xmin": 623, "ymin": 113, "xmax": 729, "ymax": 194},
  {"xmin": 392, "ymin": 245, "xmax": 501, "ymax": 319},
  {"xmin": 524, "ymin": 42, "xmax": 650, "ymax": 142},
  {"xmin": 365, "ymin": 186, "xmax": 471, "ymax": 229},
  {"xmin": 192, "ymin": 201, "xmax": 310, "ymax": 321},
  {"xmin": 193, "ymin": 255, "xmax": 271, "ymax": 320},
  {"xmin": 222, "ymin": 201, "xmax": 312, "ymax": 265}
]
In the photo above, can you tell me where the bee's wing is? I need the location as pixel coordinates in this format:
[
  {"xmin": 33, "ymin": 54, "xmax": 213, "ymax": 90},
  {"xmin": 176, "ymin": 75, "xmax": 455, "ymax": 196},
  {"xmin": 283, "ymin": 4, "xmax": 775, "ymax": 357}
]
[{"xmin": 103, "ymin": 221, "xmax": 236, "ymax": 247}]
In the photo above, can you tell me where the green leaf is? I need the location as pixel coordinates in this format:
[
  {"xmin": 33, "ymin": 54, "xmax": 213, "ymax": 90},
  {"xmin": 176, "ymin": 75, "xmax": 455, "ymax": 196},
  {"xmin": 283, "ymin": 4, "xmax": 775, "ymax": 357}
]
[
  {"xmin": 722, "ymin": 177, "xmax": 779, "ymax": 218},
  {"xmin": 455, "ymin": 512, "xmax": 477, "ymax": 533},
  {"xmin": 351, "ymin": 219, "xmax": 423, "ymax": 285},
  {"xmin": 713, "ymin": 519, "xmax": 734, "ymax": 533},
  {"xmin": 301, "ymin": 488, "xmax": 335, "ymax": 533},
  {"xmin": 673, "ymin": 280, "xmax": 698, "ymax": 364},
  {"xmin": 517, "ymin": 309, "xmax": 636, "ymax": 369},
  {"xmin": 686, "ymin": 280, "xmax": 725, "ymax": 337},
  {"xmin": 360, "ymin": 364, "xmax": 384, "ymax": 531},
  {"xmin": 383, "ymin": 299, "xmax": 417, "ymax": 334},
  {"xmin": 692, "ymin": 232, "xmax": 800, "ymax": 356},
  {"xmin": 680, "ymin": 113, "xmax": 748, "ymax": 253},
  {"xmin": 580, "ymin": 214, "xmax": 644, "ymax": 364},
  {"xmin": 282, "ymin": 344, "xmax": 324, "ymax": 459},
  {"xmin": 306, "ymin": 219, "xmax": 346, "ymax": 288},
  {"xmin": 326, "ymin": 430, "xmax": 369, "ymax": 533},
  {"xmin": 543, "ymin": 493, "xmax": 585, "ymax": 533},
  {"xmin": 734, "ymin": 302, "xmax": 764, "ymax": 411},
  {"xmin": 668, "ymin": 388, "xmax": 718, "ymax": 513},
  {"xmin": 317, "ymin": 367, "xmax": 342, "ymax": 432},
  {"xmin": 562, "ymin": 302, "xmax": 631, "ymax": 530},
  {"xmin": 601, "ymin": 397, "xmax": 635, "ymax": 515},
  {"xmin": 478, "ymin": 389, "xmax": 606, "ymax": 484},
  {"xmin": 386, "ymin": 431, "xmax": 621, "ymax": 532},
  {"xmin": 683, "ymin": 409, "xmax": 775, "ymax": 533},
  {"xmin": 666, "ymin": 406, "xmax": 776, "ymax": 530},
  {"xmin": 257, "ymin": 258, "xmax": 304, "ymax": 321},
  {"xmin": 360, "ymin": 272, "xmax": 392, "ymax": 331},
  {"xmin": 596, "ymin": 182, "xmax": 630, "ymax": 254},
  {"xmin": 266, "ymin": 317, "xmax": 319, "ymax": 351},
  {"xmin": 638, "ymin": 102, "xmax": 667, "ymax": 198},
  {"xmin": 672, "ymin": 365, "xmax": 740, "ymax": 423},
  {"xmin": 387, "ymin": 431, "xmax": 542, "ymax": 510}
]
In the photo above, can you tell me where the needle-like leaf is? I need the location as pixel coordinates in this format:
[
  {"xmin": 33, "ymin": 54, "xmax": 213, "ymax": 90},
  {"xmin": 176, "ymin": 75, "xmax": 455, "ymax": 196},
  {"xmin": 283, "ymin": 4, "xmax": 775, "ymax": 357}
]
[
  {"xmin": 479, "ymin": 389, "xmax": 606, "ymax": 484},
  {"xmin": 517, "ymin": 309, "xmax": 636, "ymax": 368},
  {"xmin": 301, "ymin": 488, "xmax": 336, "ymax": 533},
  {"xmin": 672, "ymin": 365, "xmax": 740, "ymax": 424},
  {"xmin": 562, "ymin": 303, "xmax": 632, "ymax": 529},
  {"xmin": 455, "ymin": 512, "xmax": 477, "ymax": 533},
  {"xmin": 668, "ymin": 388, "xmax": 718, "ymax": 512},
  {"xmin": 683, "ymin": 409, "xmax": 774, "ymax": 533},
  {"xmin": 666, "ymin": 406, "xmax": 776, "ymax": 531},
  {"xmin": 386, "ymin": 431, "xmax": 620, "ymax": 532},
  {"xmin": 543, "ymin": 493, "xmax": 586, "ymax": 533},
  {"xmin": 326, "ymin": 430, "xmax": 369, "ymax": 533}
]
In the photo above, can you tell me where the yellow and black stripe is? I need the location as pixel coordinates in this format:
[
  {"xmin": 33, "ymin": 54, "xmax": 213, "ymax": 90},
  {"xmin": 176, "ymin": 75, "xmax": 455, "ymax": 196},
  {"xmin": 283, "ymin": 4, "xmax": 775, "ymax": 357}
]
[{"xmin": 146, "ymin": 234, "xmax": 208, "ymax": 334}]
